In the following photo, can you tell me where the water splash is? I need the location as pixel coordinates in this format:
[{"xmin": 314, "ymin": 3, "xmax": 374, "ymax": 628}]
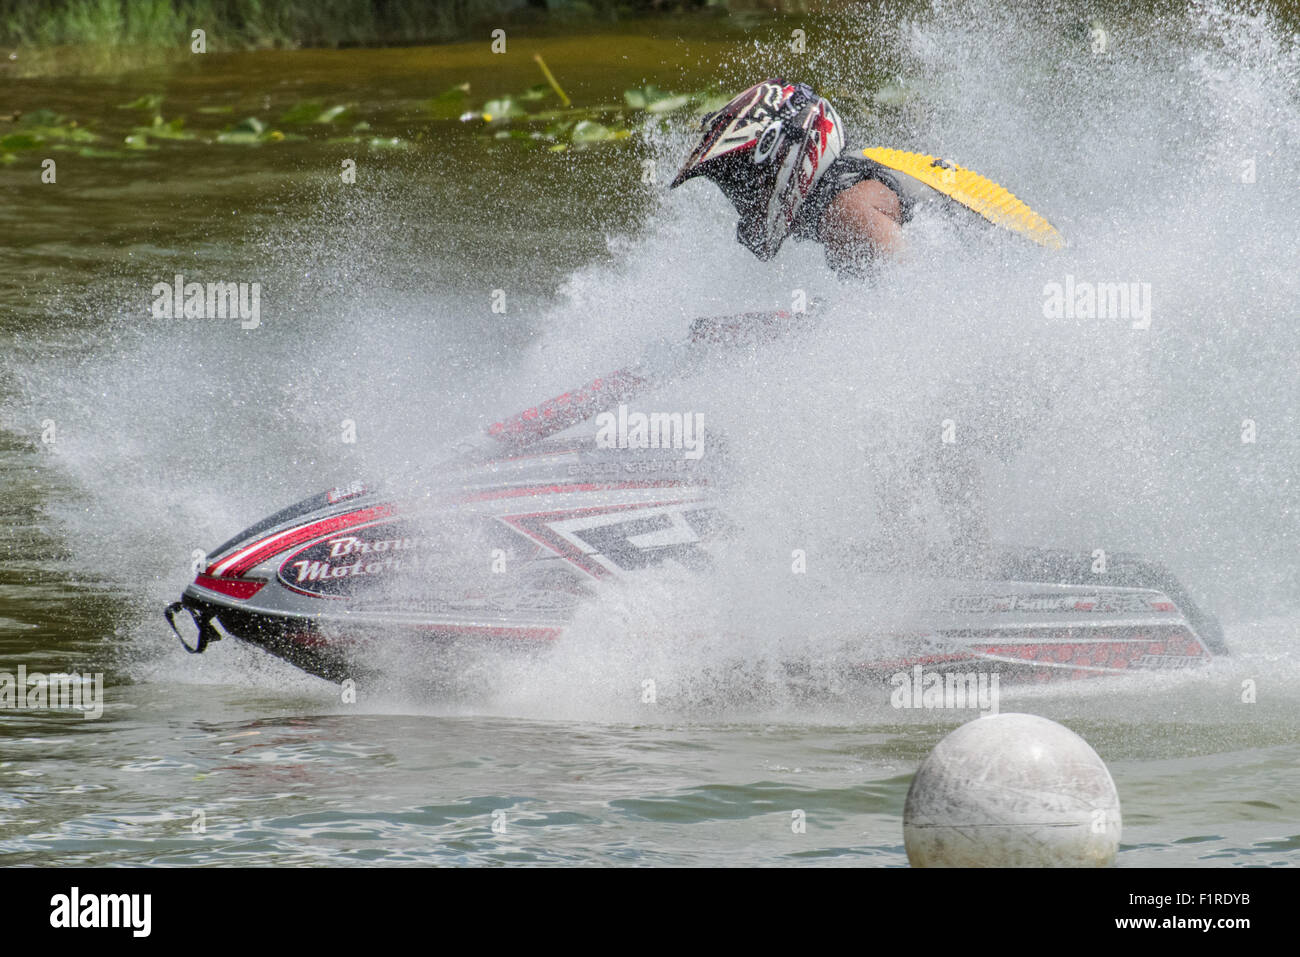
[{"xmin": 3, "ymin": 0, "xmax": 1297, "ymax": 722}]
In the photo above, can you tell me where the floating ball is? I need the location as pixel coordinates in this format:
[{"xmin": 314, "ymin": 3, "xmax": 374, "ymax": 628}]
[{"xmin": 903, "ymin": 713, "xmax": 1121, "ymax": 867}]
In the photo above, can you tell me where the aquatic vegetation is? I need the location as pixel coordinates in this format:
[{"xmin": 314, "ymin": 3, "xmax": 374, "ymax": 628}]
[
  {"xmin": 72, "ymin": 146, "xmax": 131, "ymax": 158},
  {"xmin": 6, "ymin": 108, "xmax": 97, "ymax": 143},
  {"xmin": 443, "ymin": 60, "xmax": 714, "ymax": 152},
  {"xmin": 216, "ymin": 117, "xmax": 288, "ymax": 145},
  {"xmin": 0, "ymin": 109, "xmax": 98, "ymax": 162},
  {"xmin": 117, "ymin": 94, "xmax": 165, "ymax": 111},
  {"xmin": 531, "ymin": 54, "xmax": 570, "ymax": 107},
  {"xmin": 479, "ymin": 97, "xmax": 528, "ymax": 123},
  {"xmin": 131, "ymin": 115, "xmax": 197, "ymax": 142},
  {"xmin": 279, "ymin": 100, "xmax": 354, "ymax": 125},
  {"xmin": 570, "ymin": 120, "xmax": 629, "ymax": 145},
  {"xmin": 425, "ymin": 83, "xmax": 470, "ymax": 119},
  {"xmin": 122, "ymin": 132, "xmax": 158, "ymax": 150},
  {"xmin": 0, "ymin": 64, "xmax": 705, "ymax": 165},
  {"xmin": 623, "ymin": 85, "xmax": 693, "ymax": 113},
  {"xmin": 0, "ymin": 133, "xmax": 40, "ymax": 151}
]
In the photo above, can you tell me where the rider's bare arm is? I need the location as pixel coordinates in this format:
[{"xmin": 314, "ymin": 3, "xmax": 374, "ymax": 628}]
[{"xmin": 817, "ymin": 179, "xmax": 905, "ymax": 272}]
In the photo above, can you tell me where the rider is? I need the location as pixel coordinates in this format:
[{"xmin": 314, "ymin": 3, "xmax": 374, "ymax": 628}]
[
  {"xmin": 669, "ymin": 79, "xmax": 911, "ymax": 277},
  {"xmin": 669, "ymin": 79, "xmax": 990, "ymax": 565}
]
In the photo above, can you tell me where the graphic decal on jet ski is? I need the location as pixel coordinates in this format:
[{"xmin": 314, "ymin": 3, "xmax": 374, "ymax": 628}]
[
  {"xmin": 970, "ymin": 627, "xmax": 1209, "ymax": 673},
  {"xmin": 167, "ymin": 308, "xmax": 1227, "ymax": 684},
  {"xmin": 945, "ymin": 592, "xmax": 1179, "ymax": 615},
  {"xmin": 498, "ymin": 501, "xmax": 715, "ymax": 579},
  {"xmin": 866, "ymin": 626, "xmax": 1210, "ymax": 677},
  {"xmin": 276, "ymin": 514, "xmax": 540, "ymax": 600},
  {"xmin": 277, "ymin": 520, "xmax": 425, "ymax": 597},
  {"xmin": 209, "ymin": 504, "xmax": 395, "ymax": 578}
]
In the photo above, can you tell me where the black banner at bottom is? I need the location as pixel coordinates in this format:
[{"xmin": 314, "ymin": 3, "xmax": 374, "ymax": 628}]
[{"xmin": 2, "ymin": 865, "xmax": 1278, "ymax": 943}]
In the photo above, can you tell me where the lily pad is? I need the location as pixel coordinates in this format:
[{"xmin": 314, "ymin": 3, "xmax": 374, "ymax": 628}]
[
  {"xmin": 216, "ymin": 117, "xmax": 285, "ymax": 145},
  {"xmin": 625, "ymin": 86, "xmax": 692, "ymax": 114},
  {"xmin": 645, "ymin": 94, "xmax": 692, "ymax": 114},
  {"xmin": 313, "ymin": 104, "xmax": 351, "ymax": 124},
  {"xmin": 0, "ymin": 132, "xmax": 40, "ymax": 150},
  {"xmin": 570, "ymin": 120, "xmax": 628, "ymax": 144},
  {"xmin": 531, "ymin": 107, "xmax": 611, "ymax": 122},
  {"xmin": 280, "ymin": 100, "xmax": 352, "ymax": 125},
  {"xmin": 117, "ymin": 94, "xmax": 164, "ymax": 111},
  {"xmin": 427, "ymin": 83, "xmax": 470, "ymax": 119},
  {"xmin": 11, "ymin": 111, "xmax": 97, "ymax": 144},
  {"xmin": 481, "ymin": 98, "xmax": 526, "ymax": 123},
  {"xmin": 17, "ymin": 109, "xmax": 62, "ymax": 128},
  {"xmin": 135, "ymin": 116, "xmax": 195, "ymax": 141},
  {"xmin": 228, "ymin": 116, "xmax": 265, "ymax": 135},
  {"xmin": 279, "ymin": 100, "xmax": 323, "ymax": 124}
]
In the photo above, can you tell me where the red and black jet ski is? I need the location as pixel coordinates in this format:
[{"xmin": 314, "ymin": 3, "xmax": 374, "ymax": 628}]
[{"xmin": 166, "ymin": 310, "xmax": 1225, "ymax": 684}]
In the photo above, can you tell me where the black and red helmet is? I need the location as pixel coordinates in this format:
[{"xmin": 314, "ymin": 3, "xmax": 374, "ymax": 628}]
[{"xmin": 671, "ymin": 79, "xmax": 845, "ymax": 260}]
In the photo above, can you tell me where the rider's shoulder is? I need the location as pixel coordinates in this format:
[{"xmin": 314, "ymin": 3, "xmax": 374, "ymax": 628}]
[{"xmin": 792, "ymin": 153, "xmax": 913, "ymax": 242}]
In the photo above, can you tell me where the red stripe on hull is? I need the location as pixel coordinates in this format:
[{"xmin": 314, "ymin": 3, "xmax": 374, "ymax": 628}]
[
  {"xmin": 193, "ymin": 574, "xmax": 267, "ymax": 600},
  {"xmin": 209, "ymin": 504, "xmax": 395, "ymax": 578}
]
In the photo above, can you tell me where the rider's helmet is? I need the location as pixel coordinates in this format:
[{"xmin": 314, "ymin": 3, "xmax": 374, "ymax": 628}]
[{"xmin": 670, "ymin": 79, "xmax": 845, "ymax": 260}]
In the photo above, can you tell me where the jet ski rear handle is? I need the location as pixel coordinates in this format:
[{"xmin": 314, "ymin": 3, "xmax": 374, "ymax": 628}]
[{"xmin": 165, "ymin": 600, "xmax": 221, "ymax": 654}]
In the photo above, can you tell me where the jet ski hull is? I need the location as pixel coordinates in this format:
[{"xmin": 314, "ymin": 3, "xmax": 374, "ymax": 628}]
[{"xmin": 167, "ymin": 444, "xmax": 1225, "ymax": 685}]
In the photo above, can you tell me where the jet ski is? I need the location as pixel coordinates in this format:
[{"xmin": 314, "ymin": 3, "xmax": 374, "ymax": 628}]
[{"xmin": 165, "ymin": 310, "xmax": 1226, "ymax": 684}]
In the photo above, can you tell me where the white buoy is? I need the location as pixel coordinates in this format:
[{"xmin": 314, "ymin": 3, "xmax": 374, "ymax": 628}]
[{"xmin": 903, "ymin": 712, "xmax": 1121, "ymax": 867}]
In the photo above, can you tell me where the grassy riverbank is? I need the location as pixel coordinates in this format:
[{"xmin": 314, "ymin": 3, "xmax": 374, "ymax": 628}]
[
  {"xmin": 0, "ymin": 0, "xmax": 827, "ymax": 51},
  {"xmin": 0, "ymin": 0, "xmax": 518, "ymax": 49}
]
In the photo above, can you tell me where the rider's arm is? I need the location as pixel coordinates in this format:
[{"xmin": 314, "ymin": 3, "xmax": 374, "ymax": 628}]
[{"xmin": 817, "ymin": 179, "xmax": 906, "ymax": 272}]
